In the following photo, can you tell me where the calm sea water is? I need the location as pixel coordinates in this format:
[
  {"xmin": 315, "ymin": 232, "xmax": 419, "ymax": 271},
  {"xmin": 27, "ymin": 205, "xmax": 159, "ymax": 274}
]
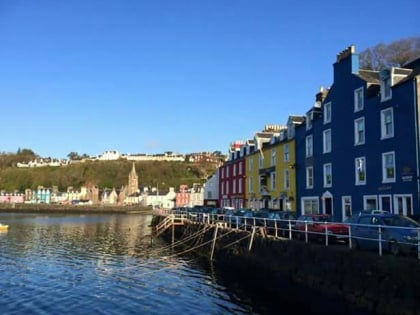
[
  {"xmin": 0, "ymin": 212, "xmax": 261, "ymax": 315},
  {"xmin": 0, "ymin": 211, "xmax": 372, "ymax": 315}
]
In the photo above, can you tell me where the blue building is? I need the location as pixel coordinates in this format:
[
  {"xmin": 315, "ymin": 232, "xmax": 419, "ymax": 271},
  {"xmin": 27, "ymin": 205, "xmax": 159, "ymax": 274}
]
[{"xmin": 295, "ymin": 45, "xmax": 420, "ymax": 222}]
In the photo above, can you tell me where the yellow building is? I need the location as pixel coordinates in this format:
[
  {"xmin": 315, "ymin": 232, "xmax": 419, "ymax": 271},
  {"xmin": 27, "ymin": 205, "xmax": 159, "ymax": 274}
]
[{"xmin": 245, "ymin": 119, "xmax": 301, "ymax": 211}]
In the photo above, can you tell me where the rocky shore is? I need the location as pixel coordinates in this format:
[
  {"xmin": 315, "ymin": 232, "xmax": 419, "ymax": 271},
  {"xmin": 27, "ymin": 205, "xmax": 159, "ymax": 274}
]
[{"xmin": 0, "ymin": 203, "xmax": 154, "ymax": 214}]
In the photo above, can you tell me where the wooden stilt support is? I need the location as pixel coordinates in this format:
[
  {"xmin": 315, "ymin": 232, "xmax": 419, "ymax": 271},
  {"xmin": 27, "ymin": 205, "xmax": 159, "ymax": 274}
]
[
  {"xmin": 210, "ymin": 225, "xmax": 219, "ymax": 261},
  {"xmin": 248, "ymin": 226, "xmax": 256, "ymax": 251},
  {"xmin": 171, "ymin": 216, "xmax": 175, "ymax": 249}
]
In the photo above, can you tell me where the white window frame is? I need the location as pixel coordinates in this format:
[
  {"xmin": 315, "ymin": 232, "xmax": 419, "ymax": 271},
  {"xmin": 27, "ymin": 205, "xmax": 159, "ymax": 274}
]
[
  {"xmin": 381, "ymin": 108, "xmax": 394, "ymax": 139},
  {"xmin": 323, "ymin": 102, "xmax": 331, "ymax": 124},
  {"xmin": 354, "ymin": 117, "xmax": 365, "ymax": 146},
  {"xmin": 355, "ymin": 156, "xmax": 366, "ymax": 185},
  {"xmin": 283, "ymin": 169, "xmax": 290, "ymax": 190},
  {"xmin": 248, "ymin": 177, "xmax": 252, "ymax": 193},
  {"xmin": 301, "ymin": 197, "xmax": 319, "ymax": 215},
  {"xmin": 305, "ymin": 135, "xmax": 313, "ymax": 157},
  {"xmin": 306, "ymin": 166, "xmax": 313, "ymax": 189},
  {"xmin": 283, "ymin": 144, "xmax": 290, "ymax": 162},
  {"xmin": 342, "ymin": 196, "xmax": 352, "ymax": 221},
  {"xmin": 323, "ymin": 129, "xmax": 331, "ymax": 153},
  {"xmin": 271, "ymin": 171, "xmax": 276, "ymax": 190},
  {"xmin": 382, "ymin": 151, "xmax": 396, "ymax": 183},
  {"xmin": 271, "ymin": 149, "xmax": 276, "ymax": 166},
  {"xmin": 354, "ymin": 87, "xmax": 364, "ymax": 112},
  {"xmin": 363, "ymin": 195, "xmax": 378, "ymax": 211},
  {"xmin": 323, "ymin": 163, "xmax": 332, "ymax": 188},
  {"xmin": 258, "ymin": 154, "xmax": 263, "ymax": 168},
  {"xmin": 306, "ymin": 113, "xmax": 312, "ymax": 130},
  {"xmin": 381, "ymin": 76, "xmax": 392, "ymax": 102}
]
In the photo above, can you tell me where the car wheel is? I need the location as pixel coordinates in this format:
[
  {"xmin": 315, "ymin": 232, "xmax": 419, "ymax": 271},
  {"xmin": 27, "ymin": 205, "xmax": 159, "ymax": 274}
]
[
  {"xmin": 350, "ymin": 238, "xmax": 359, "ymax": 250},
  {"xmin": 389, "ymin": 241, "xmax": 400, "ymax": 256}
]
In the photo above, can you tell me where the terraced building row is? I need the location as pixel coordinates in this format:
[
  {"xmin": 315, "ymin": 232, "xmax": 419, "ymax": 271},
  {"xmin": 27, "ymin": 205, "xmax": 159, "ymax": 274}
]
[{"xmin": 212, "ymin": 45, "xmax": 420, "ymax": 222}]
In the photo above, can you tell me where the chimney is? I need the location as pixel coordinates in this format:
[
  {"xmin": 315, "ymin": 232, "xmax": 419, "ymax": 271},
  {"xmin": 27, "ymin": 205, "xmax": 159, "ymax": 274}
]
[
  {"xmin": 336, "ymin": 45, "xmax": 355, "ymax": 63},
  {"xmin": 315, "ymin": 86, "xmax": 328, "ymax": 103}
]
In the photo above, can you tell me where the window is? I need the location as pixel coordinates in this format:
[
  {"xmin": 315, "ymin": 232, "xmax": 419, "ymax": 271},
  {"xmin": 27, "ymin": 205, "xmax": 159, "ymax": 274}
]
[
  {"xmin": 323, "ymin": 129, "xmax": 331, "ymax": 153},
  {"xmin": 248, "ymin": 177, "xmax": 252, "ymax": 193},
  {"xmin": 271, "ymin": 149, "xmax": 276, "ymax": 166},
  {"xmin": 258, "ymin": 154, "xmax": 263, "ymax": 168},
  {"xmin": 306, "ymin": 112, "xmax": 312, "ymax": 130},
  {"xmin": 381, "ymin": 108, "xmax": 394, "ymax": 139},
  {"xmin": 305, "ymin": 135, "xmax": 313, "ymax": 157},
  {"xmin": 302, "ymin": 197, "xmax": 319, "ymax": 215},
  {"xmin": 342, "ymin": 196, "xmax": 352, "ymax": 221},
  {"xmin": 323, "ymin": 163, "xmax": 332, "ymax": 187},
  {"xmin": 284, "ymin": 169, "xmax": 290, "ymax": 190},
  {"xmin": 271, "ymin": 172, "xmax": 276, "ymax": 190},
  {"xmin": 380, "ymin": 72, "xmax": 392, "ymax": 101},
  {"xmin": 238, "ymin": 178, "xmax": 243, "ymax": 194},
  {"xmin": 233, "ymin": 164, "xmax": 236, "ymax": 176},
  {"xmin": 306, "ymin": 166, "xmax": 313, "ymax": 189},
  {"xmin": 283, "ymin": 144, "xmax": 289, "ymax": 162},
  {"xmin": 324, "ymin": 102, "xmax": 331, "ymax": 124},
  {"xmin": 355, "ymin": 157, "xmax": 366, "ymax": 185},
  {"xmin": 354, "ymin": 87, "xmax": 364, "ymax": 112},
  {"xmin": 239, "ymin": 162, "xmax": 243, "ymax": 175},
  {"xmin": 354, "ymin": 117, "xmax": 365, "ymax": 145},
  {"xmin": 382, "ymin": 151, "xmax": 395, "ymax": 183},
  {"xmin": 232, "ymin": 180, "xmax": 236, "ymax": 193},
  {"xmin": 248, "ymin": 158, "xmax": 253, "ymax": 171},
  {"xmin": 364, "ymin": 195, "xmax": 377, "ymax": 210}
]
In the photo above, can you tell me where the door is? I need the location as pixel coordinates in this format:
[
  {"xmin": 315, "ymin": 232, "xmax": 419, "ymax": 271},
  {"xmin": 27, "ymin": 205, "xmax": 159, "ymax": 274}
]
[{"xmin": 324, "ymin": 197, "xmax": 332, "ymax": 216}]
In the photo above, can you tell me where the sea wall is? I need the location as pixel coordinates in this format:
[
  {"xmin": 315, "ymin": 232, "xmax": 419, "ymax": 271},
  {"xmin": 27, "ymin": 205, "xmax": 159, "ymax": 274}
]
[
  {"xmin": 155, "ymin": 219, "xmax": 420, "ymax": 315},
  {"xmin": 0, "ymin": 203, "xmax": 153, "ymax": 214}
]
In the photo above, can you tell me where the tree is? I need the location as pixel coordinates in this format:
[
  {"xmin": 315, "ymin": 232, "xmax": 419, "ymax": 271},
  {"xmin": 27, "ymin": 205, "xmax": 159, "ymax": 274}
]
[{"xmin": 359, "ymin": 37, "xmax": 420, "ymax": 70}]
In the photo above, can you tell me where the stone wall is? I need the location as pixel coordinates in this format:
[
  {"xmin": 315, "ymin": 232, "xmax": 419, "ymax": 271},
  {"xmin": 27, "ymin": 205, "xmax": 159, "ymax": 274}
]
[{"xmin": 156, "ymin": 219, "xmax": 420, "ymax": 315}]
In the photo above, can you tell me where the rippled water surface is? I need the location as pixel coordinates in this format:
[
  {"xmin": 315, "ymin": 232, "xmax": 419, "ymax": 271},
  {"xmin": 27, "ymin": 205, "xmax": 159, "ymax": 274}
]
[{"xmin": 0, "ymin": 212, "xmax": 259, "ymax": 315}]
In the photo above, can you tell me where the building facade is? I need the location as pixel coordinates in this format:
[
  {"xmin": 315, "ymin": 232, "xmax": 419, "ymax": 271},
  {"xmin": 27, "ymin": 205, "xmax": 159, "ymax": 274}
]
[{"xmin": 295, "ymin": 45, "xmax": 420, "ymax": 221}]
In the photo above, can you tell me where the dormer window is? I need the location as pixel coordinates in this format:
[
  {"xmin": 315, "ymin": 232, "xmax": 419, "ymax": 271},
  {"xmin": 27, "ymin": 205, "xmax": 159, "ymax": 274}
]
[
  {"xmin": 354, "ymin": 87, "xmax": 364, "ymax": 112},
  {"xmin": 380, "ymin": 70, "xmax": 392, "ymax": 102}
]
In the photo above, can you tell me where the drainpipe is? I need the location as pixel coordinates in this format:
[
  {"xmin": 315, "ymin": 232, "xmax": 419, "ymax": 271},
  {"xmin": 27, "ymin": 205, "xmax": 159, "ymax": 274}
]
[{"xmin": 414, "ymin": 77, "xmax": 420, "ymax": 210}]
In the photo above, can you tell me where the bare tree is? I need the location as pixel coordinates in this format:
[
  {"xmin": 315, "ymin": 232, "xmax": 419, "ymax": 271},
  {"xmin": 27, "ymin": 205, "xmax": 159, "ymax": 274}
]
[{"xmin": 359, "ymin": 37, "xmax": 420, "ymax": 70}]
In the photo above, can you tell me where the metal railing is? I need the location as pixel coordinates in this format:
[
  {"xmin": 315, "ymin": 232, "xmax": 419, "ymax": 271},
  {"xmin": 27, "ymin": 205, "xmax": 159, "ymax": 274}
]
[{"xmin": 155, "ymin": 209, "xmax": 420, "ymax": 259}]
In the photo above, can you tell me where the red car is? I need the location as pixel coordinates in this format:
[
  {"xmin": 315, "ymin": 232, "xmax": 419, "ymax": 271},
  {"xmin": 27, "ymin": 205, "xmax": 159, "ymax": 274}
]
[{"xmin": 295, "ymin": 214, "xmax": 349, "ymax": 243}]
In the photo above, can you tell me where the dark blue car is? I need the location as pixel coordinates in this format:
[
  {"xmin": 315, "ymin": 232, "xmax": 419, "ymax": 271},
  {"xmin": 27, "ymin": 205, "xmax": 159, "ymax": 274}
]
[{"xmin": 350, "ymin": 213, "xmax": 420, "ymax": 256}]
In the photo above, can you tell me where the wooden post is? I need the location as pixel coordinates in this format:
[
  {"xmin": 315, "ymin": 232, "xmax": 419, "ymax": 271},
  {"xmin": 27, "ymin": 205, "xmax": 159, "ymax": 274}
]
[
  {"xmin": 171, "ymin": 215, "xmax": 175, "ymax": 249},
  {"xmin": 210, "ymin": 225, "xmax": 219, "ymax": 261},
  {"xmin": 248, "ymin": 226, "xmax": 256, "ymax": 251}
]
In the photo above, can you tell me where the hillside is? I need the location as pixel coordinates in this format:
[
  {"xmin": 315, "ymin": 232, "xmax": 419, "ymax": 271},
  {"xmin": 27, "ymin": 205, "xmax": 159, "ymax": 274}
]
[{"xmin": 0, "ymin": 159, "xmax": 219, "ymax": 193}]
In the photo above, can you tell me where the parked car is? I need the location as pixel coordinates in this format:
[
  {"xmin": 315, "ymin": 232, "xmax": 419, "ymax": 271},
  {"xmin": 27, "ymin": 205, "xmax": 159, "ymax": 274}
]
[
  {"xmin": 266, "ymin": 211, "xmax": 297, "ymax": 237},
  {"xmin": 350, "ymin": 213, "xmax": 420, "ymax": 256},
  {"xmin": 224, "ymin": 208, "xmax": 255, "ymax": 229},
  {"xmin": 295, "ymin": 214, "xmax": 349, "ymax": 243}
]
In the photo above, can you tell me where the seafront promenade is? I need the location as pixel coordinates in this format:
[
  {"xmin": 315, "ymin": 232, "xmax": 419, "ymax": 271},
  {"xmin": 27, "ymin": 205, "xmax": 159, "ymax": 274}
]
[{"xmin": 0, "ymin": 203, "xmax": 154, "ymax": 214}]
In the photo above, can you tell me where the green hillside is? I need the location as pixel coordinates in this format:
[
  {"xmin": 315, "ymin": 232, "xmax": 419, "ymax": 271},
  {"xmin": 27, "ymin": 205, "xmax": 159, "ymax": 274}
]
[{"xmin": 0, "ymin": 159, "xmax": 218, "ymax": 193}]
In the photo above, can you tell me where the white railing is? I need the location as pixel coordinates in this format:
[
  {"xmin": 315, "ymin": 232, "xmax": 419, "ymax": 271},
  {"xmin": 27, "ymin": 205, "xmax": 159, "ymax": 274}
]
[{"xmin": 155, "ymin": 209, "xmax": 420, "ymax": 259}]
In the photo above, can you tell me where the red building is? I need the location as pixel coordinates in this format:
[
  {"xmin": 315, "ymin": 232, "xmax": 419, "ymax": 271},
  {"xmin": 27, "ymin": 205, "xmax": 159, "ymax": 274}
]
[{"xmin": 219, "ymin": 141, "xmax": 246, "ymax": 209}]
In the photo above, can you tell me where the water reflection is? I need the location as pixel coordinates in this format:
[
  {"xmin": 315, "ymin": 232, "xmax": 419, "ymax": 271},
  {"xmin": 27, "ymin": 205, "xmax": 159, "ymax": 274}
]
[{"xmin": 0, "ymin": 212, "xmax": 258, "ymax": 315}]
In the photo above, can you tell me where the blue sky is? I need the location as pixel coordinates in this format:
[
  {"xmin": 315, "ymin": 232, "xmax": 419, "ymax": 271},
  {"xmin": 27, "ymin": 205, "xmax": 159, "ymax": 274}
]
[{"xmin": 0, "ymin": 0, "xmax": 418, "ymax": 159}]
